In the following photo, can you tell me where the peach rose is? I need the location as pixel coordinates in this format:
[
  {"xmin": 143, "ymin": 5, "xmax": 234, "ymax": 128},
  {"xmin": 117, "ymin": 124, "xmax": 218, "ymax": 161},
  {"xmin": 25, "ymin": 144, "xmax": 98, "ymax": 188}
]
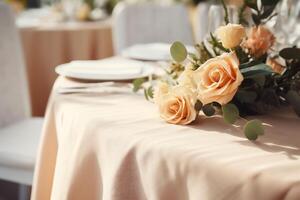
[
  {"xmin": 194, "ymin": 52, "xmax": 243, "ymax": 105},
  {"xmin": 242, "ymin": 25, "xmax": 275, "ymax": 58},
  {"xmin": 155, "ymin": 85, "xmax": 197, "ymax": 125},
  {"xmin": 216, "ymin": 23, "xmax": 246, "ymax": 49}
]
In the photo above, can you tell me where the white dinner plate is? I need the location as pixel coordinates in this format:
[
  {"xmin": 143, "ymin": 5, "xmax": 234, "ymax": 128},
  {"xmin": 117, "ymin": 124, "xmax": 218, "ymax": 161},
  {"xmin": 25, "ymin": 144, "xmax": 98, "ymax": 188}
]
[
  {"xmin": 55, "ymin": 57, "xmax": 155, "ymax": 81},
  {"xmin": 121, "ymin": 43, "xmax": 195, "ymax": 61}
]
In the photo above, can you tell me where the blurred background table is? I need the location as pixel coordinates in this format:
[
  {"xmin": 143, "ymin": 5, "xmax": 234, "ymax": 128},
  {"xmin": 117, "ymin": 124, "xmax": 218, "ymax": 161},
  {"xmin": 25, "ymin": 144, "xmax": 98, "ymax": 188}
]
[{"xmin": 18, "ymin": 15, "xmax": 113, "ymax": 116}]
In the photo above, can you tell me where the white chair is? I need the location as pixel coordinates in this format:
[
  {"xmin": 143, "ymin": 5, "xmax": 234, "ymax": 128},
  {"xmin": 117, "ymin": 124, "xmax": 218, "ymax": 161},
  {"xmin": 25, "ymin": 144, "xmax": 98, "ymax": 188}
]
[
  {"xmin": 112, "ymin": 2, "xmax": 194, "ymax": 54},
  {"xmin": 0, "ymin": 2, "xmax": 43, "ymax": 199}
]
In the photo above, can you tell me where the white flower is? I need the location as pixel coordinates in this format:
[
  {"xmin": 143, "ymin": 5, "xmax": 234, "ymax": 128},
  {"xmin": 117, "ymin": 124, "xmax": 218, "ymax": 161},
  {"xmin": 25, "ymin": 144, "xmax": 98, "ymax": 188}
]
[{"xmin": 216, "ymin": 23, "xmax": 246, "ymax": 49}]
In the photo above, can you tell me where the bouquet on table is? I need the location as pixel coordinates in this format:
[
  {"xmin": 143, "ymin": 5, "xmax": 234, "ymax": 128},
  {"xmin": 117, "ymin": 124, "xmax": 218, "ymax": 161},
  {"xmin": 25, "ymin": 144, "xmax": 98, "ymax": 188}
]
[{"xmin": 133, "ymin": 0, "xmax": 300, "ymax": 141}]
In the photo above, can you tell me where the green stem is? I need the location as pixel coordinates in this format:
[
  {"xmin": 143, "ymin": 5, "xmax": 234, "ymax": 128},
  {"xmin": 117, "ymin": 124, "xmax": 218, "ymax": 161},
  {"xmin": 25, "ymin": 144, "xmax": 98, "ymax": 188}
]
[{"xmin": 221, "ymin": 0, "xmax": 229, "ymax": 24}]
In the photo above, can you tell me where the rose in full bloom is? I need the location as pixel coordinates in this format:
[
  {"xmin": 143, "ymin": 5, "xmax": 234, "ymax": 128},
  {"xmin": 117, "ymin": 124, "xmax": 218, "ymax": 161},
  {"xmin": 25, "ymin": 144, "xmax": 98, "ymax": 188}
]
[
  {"xmin": 194, "ymin": 52, "xmax": 244, "ymax": 105},
  {"xmin": 155, "ymin": 84, "xmax": 197, "ymax": 125},
  {"xmin": 242, "ymin": 25, "xmax": 275, "ymax": 58},
  {"xmin": 216, "ymin": 24, "xmax": 246, "ymax": 49}
]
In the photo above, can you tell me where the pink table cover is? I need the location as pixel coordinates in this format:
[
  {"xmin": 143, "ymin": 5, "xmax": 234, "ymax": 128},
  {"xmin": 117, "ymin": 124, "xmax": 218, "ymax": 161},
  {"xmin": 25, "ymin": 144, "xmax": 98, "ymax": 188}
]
[
  {"xmin": 31, "ymin": 76, "xmax": 300, "ymax": 200},
  {"xmin": 19, "ymin": 20, "xmax": 113, "ymax": 116}
]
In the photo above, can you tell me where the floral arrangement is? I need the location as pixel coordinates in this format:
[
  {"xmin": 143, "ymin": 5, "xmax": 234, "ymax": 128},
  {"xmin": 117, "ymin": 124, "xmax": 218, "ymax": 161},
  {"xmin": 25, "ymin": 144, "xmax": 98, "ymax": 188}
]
[{"xmin": 133, "ymin": 0, "xmax": 300, "ymax": 141}]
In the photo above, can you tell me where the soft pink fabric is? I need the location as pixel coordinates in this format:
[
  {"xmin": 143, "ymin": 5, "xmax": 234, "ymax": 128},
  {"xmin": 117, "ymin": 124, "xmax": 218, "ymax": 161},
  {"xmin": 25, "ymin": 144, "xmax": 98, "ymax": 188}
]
[
  {"xmin": 31, "ymin": 76, "xmax": 300, "ymax": 200},
  {"xmin": 19, "ymin": 20, "xmax": 113, "ymax": 116}
]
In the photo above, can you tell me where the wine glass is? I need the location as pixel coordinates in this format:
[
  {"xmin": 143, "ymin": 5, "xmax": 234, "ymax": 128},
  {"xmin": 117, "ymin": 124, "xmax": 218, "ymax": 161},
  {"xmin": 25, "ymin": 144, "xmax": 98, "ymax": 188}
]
[
  {"xmin": 277, "ymin": 0, "xmax": 300, "ymax": 46},
  {"xmin": 207, "ymin": 5, "xmax": 224, "ymax": 34}
]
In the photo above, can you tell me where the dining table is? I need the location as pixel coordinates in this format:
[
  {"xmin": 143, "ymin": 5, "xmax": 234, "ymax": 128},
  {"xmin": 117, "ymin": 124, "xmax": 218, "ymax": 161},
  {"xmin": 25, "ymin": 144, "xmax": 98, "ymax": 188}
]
[
  {"xmin": 31, "ymin": 57, "xmax": 300, "ymax": 200},
  {"xmin": 18, "ymin": 11, "xmax": 114, "ymax": 116}
]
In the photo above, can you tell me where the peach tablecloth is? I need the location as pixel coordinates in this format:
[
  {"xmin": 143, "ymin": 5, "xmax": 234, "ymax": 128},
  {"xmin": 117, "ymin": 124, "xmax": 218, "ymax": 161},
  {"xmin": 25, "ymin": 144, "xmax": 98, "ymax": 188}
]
[
  {"xmin": 19, "ymin": 20, "xmax": 113, "ymax": 116},
  {"xmin": 31, "ymin": 76, "xmax": 300, "ymax": 200}
]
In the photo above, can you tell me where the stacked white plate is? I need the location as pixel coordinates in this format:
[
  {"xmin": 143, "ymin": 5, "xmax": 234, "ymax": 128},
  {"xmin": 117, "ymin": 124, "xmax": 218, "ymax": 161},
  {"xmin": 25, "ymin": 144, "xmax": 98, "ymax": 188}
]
[
  {"xmin": 55, "ymin": 57, "xmax": 155, "ymax": 81},
  {"xmin": 121, "ymin": 43, "xmax": 195, "ymax": 61}
]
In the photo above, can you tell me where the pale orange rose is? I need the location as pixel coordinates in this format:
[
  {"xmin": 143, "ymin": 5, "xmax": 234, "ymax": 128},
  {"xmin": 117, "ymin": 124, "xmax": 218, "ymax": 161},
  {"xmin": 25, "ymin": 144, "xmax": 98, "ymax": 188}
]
[
  {"xmin": 155, "ymin": 85, "xmax": 197, "ymax": 125},
  {"xmin": 242, "ymin": 25, "xmax": 275, "ymax": 58},
  {"xmin": 194, "ymin": 52, "xmax": 244, "ymax": 105},
  {"xmin": 266, "ymin": 57, "xmax": 286, "ymax": 75},
  {"xmin": 216, "ymin": 23, "xmax": 246, "ymax": 49}
]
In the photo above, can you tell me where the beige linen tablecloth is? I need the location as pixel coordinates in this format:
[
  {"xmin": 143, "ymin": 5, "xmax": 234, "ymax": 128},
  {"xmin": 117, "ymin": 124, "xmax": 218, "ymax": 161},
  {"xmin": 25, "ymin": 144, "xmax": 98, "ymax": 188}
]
[
  {"xmin": 19, "ymin": 20, "xmax": 113, "ymax": 116},
  {"xmin": 31, "ymin": 76, "xmax": 300, "ymax": 200}
]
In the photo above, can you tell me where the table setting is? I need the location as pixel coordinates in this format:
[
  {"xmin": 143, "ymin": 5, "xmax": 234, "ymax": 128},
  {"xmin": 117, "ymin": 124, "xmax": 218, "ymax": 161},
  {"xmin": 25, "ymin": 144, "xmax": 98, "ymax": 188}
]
[
  {"xmin": 15, "ymin": 0, "xmax": 114, "ymax": 116},
  {"xmin": 30, "ymin": 0, "xmax": 300, "ymax": 200}
]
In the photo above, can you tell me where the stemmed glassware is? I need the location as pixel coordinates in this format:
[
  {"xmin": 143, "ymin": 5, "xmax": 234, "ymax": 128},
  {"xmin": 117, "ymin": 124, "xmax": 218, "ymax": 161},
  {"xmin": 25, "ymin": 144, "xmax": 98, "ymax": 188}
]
[{"xmin": 275, "ymin": 0, "xmax": 300, "ymax": 47}]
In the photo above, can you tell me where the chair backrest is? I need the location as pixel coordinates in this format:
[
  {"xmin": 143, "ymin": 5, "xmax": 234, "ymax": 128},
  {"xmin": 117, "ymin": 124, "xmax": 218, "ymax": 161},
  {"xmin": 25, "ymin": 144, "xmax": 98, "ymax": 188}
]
[
  {"xmin": 112, "ymin": 2, "xmax": 194, "ymax": 54},
  {"xmin": 195, "ymin": 1, "xmax": 211, "ymax": 43},
  {"xmin": 0, "ymin": 2, "xmax": 31, "ymax": 128}
]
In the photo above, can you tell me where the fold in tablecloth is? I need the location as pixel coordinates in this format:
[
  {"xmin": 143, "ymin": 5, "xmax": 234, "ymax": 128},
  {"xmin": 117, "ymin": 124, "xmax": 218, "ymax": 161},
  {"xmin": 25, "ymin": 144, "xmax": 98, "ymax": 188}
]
[{"xmin": 31, "ymin": 77, "xmax": 300, "ymax": 200}]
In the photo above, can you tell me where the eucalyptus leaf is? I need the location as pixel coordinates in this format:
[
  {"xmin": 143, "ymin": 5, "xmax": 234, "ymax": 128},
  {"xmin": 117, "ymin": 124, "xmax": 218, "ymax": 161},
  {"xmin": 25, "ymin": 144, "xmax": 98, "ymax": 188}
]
[
  {"xmin": 244, "ymin": 120, "xmax": 264, "ymax": 141},
  {"xmin": 222, "ymin": 104, "xmax": 239, "ymax": 124},
  {"xmin": 261, "ymin": 5, "xmax": 276, "ymax": 19},
  {"xmin": 194, "ymin": 100, "xmax": 203, "ymax": 112},
  {"xmin": 170, "ymin": 41, "xmax": 187, "ymax": 63},
  {"xmin": 286, "ymin": 90, "xmax": 300, "ymax": 117},
  {"xmin": 245, "ymin": 0, "xmax": 258, "ymax": 10},
  {"xmin": 133, "ymin": 78, "xmax": 145, "ymax": 92},
  {"xmin": 241, "ymin": 64, "xmax": 273, "ymax": 78},
  {"xmin": 279, "ymin": 48, "xmax": 300, "ymax": 60},
  {"xmin": 202, "ymin": 104, "xmax": 215, "ymax": 116},
  {"xmin": 147, "ymin": 87, "xmax": 154, "ymax": 99},
  {"xmin": 144, "ymin": 88, "xmax": 149, "ymax": 101}
]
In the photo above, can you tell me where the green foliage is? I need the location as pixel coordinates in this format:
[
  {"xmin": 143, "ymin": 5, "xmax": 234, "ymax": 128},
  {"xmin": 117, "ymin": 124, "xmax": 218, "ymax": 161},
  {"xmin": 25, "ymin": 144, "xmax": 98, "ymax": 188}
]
[
  {"xmin": 236, "ymin": 90, "xmax": 257, "ymax": 103},
  {"xmin": 209, "ymin": 33, "xmax": 229, "ymax": 53},
  {"xmin": 85, "ymin": 0, "xmax": 95, "ymax": 9},
  {"xmin": 202, "ymin": 104, "xmax": 215, "ymax": 116},
  {"xmin": 244, "ymin": 120, "xmax": 264, "ymax": 141},
  {"xmin": 279, "ymin": 48, "xmax": 300, "ymax": 60},
  {"xmin": 194, "ymin": 100, "xmax": 203, "ymax": 112},
  {"xmin": 240, "ymin": 64, "xmax": 273, "ymax": 78},
  {"xmin": 220, "ymin": 0, "xmax": 229, "ymax": 24},
  {"xmin": 143, "ymin": 86, "xmax": 154, "ymax": 101},
  {"xmin": 245, "ymin": 0, "xmax": 280, "ymax": 25},
  {"xmin": 170, "ymin": 42, "xmax": 187, "ymax": 63},
  {"xmin": 133, "ymin": 78, "xmax": 146, "ymax": 92},
  {"xmin": 195, "ymin": 42, "xmax": 213, "ymax": 64},
  {"xmin": 222, "ymin": 104, "xmax": 239, "ymax": 124}
]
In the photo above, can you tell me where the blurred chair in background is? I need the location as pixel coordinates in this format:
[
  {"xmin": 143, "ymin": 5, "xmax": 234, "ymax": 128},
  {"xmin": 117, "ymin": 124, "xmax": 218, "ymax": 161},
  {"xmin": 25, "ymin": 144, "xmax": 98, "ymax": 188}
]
[
  {"xmin": 112, "ymin": 2, "xmax": 194, "ymax": 54},
  {"xmin": 195, "ymin": 1, "xmax": 211, "ymax": 42},
  {"xmin": 0, "ymin": 2, "xmax": 43, "ymax": 200}
]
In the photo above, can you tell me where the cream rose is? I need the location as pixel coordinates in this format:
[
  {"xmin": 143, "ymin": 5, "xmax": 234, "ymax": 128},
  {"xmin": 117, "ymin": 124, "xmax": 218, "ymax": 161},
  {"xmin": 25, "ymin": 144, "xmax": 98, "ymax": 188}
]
[
  {"xmin": 177, "ymin": 69, "xmax": 197, "ymax": 91},
  {"xmin": 155, "ymin": 84, "xmax": 197, "ymax": 125},
  {"xmin": 194, "ymin": 52, "xmax": 243, "ymax": 105},
  {"xmin": 216, "ymin": 24, "xmax": 246, "ymax": 49},
  {"xmin": 154, "ymin": 82, "xmax": 170, "ymax": 104}
]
